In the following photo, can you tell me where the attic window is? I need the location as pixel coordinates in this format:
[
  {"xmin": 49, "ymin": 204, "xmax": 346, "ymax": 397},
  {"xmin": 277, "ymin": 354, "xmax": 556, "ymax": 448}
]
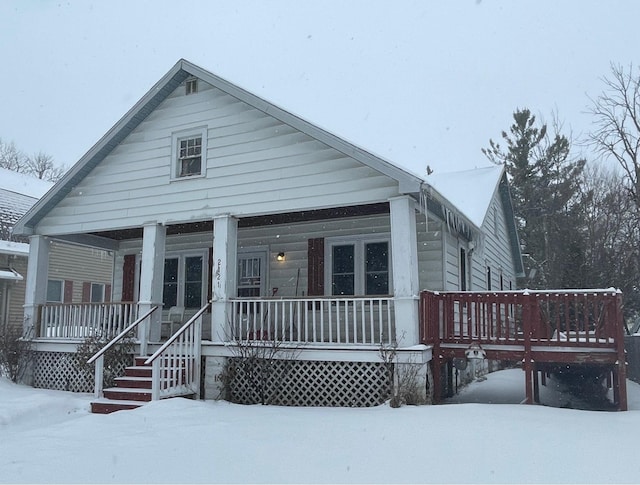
[
  {"xmin": 178, "ymin": 136, "xmax": 202, "ymax": 177},
  {"xmin": 185, "ymin": 78, "xmax": 198, "ymax": 95}
]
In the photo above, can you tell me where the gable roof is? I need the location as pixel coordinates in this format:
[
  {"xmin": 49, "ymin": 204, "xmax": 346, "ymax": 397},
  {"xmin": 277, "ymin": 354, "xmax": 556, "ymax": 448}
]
[
  {"xmin": 14, "ymin": 59, "xmax": 425, "ymax": 236},
  {"xmin": 427, "ymin": 164, "xmax": 523, "ymax": 277},
  {"xmin": 426, "ymin": 165, "xmax": 504, "ymax": 227},
  {"xmin": 0, "ymin": 168, "xmax": 53, "ymax": 243}
]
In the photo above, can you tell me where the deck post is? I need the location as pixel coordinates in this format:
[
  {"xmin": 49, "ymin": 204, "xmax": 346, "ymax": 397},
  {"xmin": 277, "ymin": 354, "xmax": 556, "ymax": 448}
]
[
  {"xmin": 211, "ymin": 215, "xmax": 237, "ymax": 342},
  {"xmin": 138, "ymin": 223, "xmax": 166, "ymax": 353},
  {"xmin": 613, "ymin": 292, "xmax": 628, "ymax": 411},
  {"xmin": 23, "ymin": 235, "xmax": 50, "ymax": 337},
  {"xmin": 522, "ymin": 293, "xmax": 534, "ymax": 404},
  {"xmin": 389, "ymin": 196, "xmax": 420, "ymax": 345}
]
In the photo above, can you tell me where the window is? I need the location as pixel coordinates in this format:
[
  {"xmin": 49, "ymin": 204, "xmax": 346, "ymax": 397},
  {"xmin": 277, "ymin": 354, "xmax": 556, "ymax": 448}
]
[
  {"xmin": 162, "ymin": 253, "xmax": 205, "ymax": 309},
  {"xmin": 172, "ymin": 128, "xmax": 207, "ymax": 179},
  {"xmin": 178, "ymin": 136, "xmax": 202, "ymax": 177},
  {"xmin": 326, "ymin": 238, "xmax": 390, "ymax": 296},
  {"xmin": 46, "ymin": 279, "xmax": 63, "ymax": 303},
  {"xmin": 90, "ymin": 283, "xmax": 105, "ymax": 303},
  {"xmin": 185, "ymin": 78, "xmax": 198, "ymax": 95},
  {"xmin": 486, "ymin": 266, "xmax": 492, "ymax": 291},
  {"xmin": 459, "ymin": 248, "xmax": 467, "ymax": 291}
]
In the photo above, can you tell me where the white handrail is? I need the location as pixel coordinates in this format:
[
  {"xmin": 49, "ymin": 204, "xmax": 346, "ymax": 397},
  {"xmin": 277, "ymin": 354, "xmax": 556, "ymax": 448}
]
[
  {"xmin": 87, "ymin": 305, "xmax": 158, "ymax": 398},
  {"xmin": 145, "ymin": 301, "xmax": 210, "ymax": 400}
]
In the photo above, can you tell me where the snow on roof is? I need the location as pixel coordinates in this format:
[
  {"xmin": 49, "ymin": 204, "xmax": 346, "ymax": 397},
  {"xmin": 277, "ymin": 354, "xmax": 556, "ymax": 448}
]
[
  {"xmin": 0, "ymin": 167, "xmax": 53, "ymax": 199},
  {"xmin": 0, "ymin": 240, "xmax": 29, "ymax": 256},
  {"xmin": 426, "ymin": 165, "xmax": 504, "ymax": 227}
]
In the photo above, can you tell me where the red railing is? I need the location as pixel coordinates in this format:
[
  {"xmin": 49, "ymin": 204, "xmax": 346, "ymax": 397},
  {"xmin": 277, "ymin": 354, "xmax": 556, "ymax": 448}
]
[{"xmin": 421, "ymin": 289, "xmax": 623, "ymax": 349}]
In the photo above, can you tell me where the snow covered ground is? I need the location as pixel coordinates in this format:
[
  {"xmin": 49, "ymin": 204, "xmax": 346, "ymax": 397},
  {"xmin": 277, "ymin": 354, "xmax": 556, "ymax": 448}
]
[{"xmin": 2, "ymin": 370, "xmax": 640, "ymax": 484}]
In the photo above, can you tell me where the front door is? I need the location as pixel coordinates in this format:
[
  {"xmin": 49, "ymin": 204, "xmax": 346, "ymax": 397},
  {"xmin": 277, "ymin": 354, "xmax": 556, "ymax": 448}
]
[{"xmin": 237, "ymin": 251, "xmax": 267, "ymax": 297}]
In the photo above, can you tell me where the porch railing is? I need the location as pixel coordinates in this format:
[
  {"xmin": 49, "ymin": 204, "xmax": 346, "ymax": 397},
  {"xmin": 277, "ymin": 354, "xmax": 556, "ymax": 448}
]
[
  {"xmin": 420, "ymin": 289, "xmax": 623, "ymax": 349},
  {"xmin": 144, "ymin": 301, "xmax": 208, "ymax": 400},
  {"xmin": 37, "ymin": 302, "xmax": 138, "ymax": 339},
  {"xmin": 229, "ymin": 296, "xmax": 395, "ymax": 345}
]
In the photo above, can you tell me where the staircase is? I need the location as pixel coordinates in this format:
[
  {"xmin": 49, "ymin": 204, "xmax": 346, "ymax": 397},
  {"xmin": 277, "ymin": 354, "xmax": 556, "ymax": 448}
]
[{"xmin": 91, "ymin": 356, "xmax": 154, "ymax": 414}]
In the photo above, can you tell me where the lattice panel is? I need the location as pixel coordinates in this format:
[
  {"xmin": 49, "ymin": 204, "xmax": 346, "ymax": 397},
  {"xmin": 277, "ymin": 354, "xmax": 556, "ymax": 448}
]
[
  {"xmin": 33, "ymin": 351, "xmax": 93, "ymax": 393},
  {"xmin": 227, "ymin": 358, "xmax": 391, "ymax": 407},
  {"xmin": 33, "ymin": 351, "xmax": 131, "ymax": 393}
]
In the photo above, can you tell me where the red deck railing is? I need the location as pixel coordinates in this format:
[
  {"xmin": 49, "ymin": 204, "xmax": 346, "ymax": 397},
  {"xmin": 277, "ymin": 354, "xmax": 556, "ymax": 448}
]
[{"xmin": 420, "ymin": 289, "xmax": 627, "ymax": 410}]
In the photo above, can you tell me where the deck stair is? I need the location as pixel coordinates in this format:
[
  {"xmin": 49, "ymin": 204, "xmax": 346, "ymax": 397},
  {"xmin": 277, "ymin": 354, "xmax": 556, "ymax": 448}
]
[{"xmin": 90, "ymin": 356, "xmax": 195, "ymax": 414}]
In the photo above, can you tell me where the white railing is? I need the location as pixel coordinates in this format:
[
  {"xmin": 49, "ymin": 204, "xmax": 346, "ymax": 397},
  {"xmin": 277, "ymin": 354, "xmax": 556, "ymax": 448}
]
[
  {"xmin": 145, "ymin": 302, "xmax": 208, "ymax": 400},
  {"xmin": 229, "ymin": 296, "xmax": 395, "ymax": 345},
  {"xmin": 87, "ymin": 305, "xmax": 159, "ymax": 398},
  {"xmin": 38, "ymin": 302, "xmax": 138, "ymax": 339}
]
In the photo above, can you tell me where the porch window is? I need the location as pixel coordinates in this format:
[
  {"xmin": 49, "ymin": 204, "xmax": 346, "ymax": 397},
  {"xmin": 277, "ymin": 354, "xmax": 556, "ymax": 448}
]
[
  {"xmin": 46, "ymin": 279, "xmax": 63, "ymax": 303},
  {"xmin": 328, "ymin": 238, "xmax": 390, "ymax": 296},
  {"xmin": 163, "ymin": 253, "xmax": 205, "ymax": 309}
]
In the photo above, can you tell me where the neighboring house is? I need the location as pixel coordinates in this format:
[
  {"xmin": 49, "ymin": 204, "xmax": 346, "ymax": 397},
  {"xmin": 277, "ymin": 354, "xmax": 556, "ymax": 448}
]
[
  {"xmin": 0, "ymin": 168, "xmax": 52, "ymax": 333},
  {"xmin": 14, "ymin": 59, "xmax": 523, "ymax": 405}
]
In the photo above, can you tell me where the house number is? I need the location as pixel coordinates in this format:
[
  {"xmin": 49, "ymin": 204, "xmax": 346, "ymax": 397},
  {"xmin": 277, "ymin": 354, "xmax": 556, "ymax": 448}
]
[{"xmin": 215, "ymin": 258, "xmax": 222, "ymax": 288}]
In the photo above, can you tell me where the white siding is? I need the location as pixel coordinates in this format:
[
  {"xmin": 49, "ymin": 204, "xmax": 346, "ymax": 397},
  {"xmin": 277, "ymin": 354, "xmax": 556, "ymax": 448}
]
[
  {"xmin": 37, "ymin": 81, "xmax": 400, "ymax": 235},
  {"xmin": 112, "ymin": 212, "xmax": 446, "ymax": 301},
  {"xmin": 470, "ymin": 194, "xmax": 517, "ymax": 290}
]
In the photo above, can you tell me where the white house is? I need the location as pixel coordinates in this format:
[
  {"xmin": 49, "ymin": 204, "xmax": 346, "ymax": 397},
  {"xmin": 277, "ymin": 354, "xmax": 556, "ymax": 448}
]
[{"xmin": 14, "ymin": 59, "xmax": 523, "ymax": 411}]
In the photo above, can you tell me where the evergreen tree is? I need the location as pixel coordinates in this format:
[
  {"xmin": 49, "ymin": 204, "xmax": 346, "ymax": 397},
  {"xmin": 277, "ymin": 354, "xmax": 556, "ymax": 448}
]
[{"xmin": 483, "ymin": 109, "xmax": 586, "ymax": 288}]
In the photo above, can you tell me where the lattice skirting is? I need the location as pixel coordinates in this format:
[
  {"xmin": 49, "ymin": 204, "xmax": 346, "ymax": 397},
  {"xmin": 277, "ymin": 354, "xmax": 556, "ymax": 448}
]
[
  {"xmin": 32, "ymin": 351, "xmax": 131, "ymax": 393},
  {"xmin": 226, "ymin": 358, "xmax": 391, "ymax": 407},
  {"xmin": 33, "ymin": 351, "xmax": 94, "ymax": 393}
]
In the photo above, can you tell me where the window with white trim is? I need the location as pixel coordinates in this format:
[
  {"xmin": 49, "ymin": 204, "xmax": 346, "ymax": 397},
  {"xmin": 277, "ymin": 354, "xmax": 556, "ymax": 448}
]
[
  {"xmin": 90, "ymin": 283, "xmax": 105, "ymax": 303},
  {"xmin": 46, "ymin": 279, "xmax": 63, "ymax": 303},
  {"xmin": 171, "ymin": 128, "xmax": 207, "ymax": 179},
  {"xmin": 326, "ymin": 237, "xmax": 391, "ymax": 296},
  {"xmin": 163, "ymin": 252, "xmax": 206, "ymax": 309}
]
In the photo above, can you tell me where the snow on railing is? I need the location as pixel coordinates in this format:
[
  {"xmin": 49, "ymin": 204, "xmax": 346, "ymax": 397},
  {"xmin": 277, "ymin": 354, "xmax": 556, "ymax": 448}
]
[
  {"xmin": 145, "ymin": 302, "xmax": 208, "ymax": 400},
  {"xmin": 38, "ymin": 302, "xmax": 138, "ymax": 339},
  {"xmin": 228, "ymin": 296, "xmax": 395, "ymax": 345}
]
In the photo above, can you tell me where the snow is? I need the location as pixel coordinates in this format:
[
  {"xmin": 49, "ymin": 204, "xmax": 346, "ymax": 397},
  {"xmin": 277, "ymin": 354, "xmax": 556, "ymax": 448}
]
[
  {"xmin": 0, "ymin": 240, "xmax": 29, "ymax": 255},
  {"xmin": 426, "ymin": 165, "xmax": 504, "ymax": 227},
  {"xmin": 0, "ymin": 167, "xmax": 53, "ymax": 199},
  {"xmin": 2, "ymin": 370, "xmax": 640, "ymax": 483}
]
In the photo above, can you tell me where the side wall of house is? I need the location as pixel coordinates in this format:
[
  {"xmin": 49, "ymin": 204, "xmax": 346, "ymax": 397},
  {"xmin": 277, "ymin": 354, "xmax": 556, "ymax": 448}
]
[
  {"xmin": 47, "ymin": 241, "xmax": 114, "ymax": 302},
  {"xmin": 0, "ymin": 254, "xmax": 28, "ymax": 330},
  {"xmin": 469, "ymin": 191, "xmax": 518, "ymax": 291}
]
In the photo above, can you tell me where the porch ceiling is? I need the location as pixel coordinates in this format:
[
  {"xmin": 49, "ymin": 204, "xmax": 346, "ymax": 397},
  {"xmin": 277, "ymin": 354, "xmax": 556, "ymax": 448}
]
[{"xmin": 88, "ymin": 202, "xmax": 391, "ymax": 241}]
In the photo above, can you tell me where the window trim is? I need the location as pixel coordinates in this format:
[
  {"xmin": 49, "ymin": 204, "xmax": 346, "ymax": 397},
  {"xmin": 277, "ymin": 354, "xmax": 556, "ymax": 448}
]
[
  {"xmin": 162, "ymin": 250, "xmax": 208, "ymax": 309},
  {"xmin": 170, "ymin": 127, "xmax": 208, "ymax": 181},
  {"xmin": 46, "ymin": 279, "xmax": 64, "ymax": 303},
  {"xmin": 324, "ymin": 235, "xmax": 392, "ymax": 296},
  {"xmin": 90, "ymin": 283, "xmax": 105, "ymax": 303}
]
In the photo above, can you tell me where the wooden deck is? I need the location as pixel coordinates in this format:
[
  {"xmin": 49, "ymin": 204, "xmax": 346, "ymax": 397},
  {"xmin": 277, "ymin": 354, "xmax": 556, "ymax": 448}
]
[{"xmin": 420, "ymin": 289, "xmax": 628, "ymax": 410}]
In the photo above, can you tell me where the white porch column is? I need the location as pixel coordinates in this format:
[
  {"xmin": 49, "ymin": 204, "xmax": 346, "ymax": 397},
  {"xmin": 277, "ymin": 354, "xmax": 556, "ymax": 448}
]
[
  {"xmin": 138, "ymin": 223, "xmax": 166, "ymax": 349},
  {"xmin": 23, "ymin": 235, "xmax": 50, "ymax": 336},
  {"xmin": 211, "ymin": 215, "xmax": 237, "ymax": 342},
  {"xmin": 389, "ymin": 196, "xmax": 420, "ymax": 345}
]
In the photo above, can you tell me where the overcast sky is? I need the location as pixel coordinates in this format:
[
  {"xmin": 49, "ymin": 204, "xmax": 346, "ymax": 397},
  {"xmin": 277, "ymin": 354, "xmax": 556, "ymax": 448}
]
[{"xmin": 1, "ymin": 0, "xmax": 638, "ymax": 177}]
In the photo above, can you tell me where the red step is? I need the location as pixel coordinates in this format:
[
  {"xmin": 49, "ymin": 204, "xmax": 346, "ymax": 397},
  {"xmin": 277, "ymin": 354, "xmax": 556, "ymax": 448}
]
[{"xmin": 91, "ymin": 355, "xmax": 154, "ymax": 414}]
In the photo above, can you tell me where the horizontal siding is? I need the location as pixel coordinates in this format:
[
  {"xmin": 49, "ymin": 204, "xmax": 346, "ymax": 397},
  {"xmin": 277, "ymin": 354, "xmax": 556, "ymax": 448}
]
[
  {"xmin": 471, "ymin": 194, "xmax": 517, "ymax": 290},
  {"xmin": 112, "ymin": 212, "xmax": 445, "ymax": 301},
  {"xmin": 3, "ymin": 255, "xmax": 28, "ymax": 329},
  {"xmin": 48, "ymin": 241, "xmax": 114, "ymax": 302},
  {"xmin": 38, "ymin": 80, "xmax": 400, "ymax": 235}
]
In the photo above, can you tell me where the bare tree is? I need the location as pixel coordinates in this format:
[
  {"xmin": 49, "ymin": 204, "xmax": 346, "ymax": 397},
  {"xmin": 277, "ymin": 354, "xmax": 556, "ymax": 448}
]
[
  {"xmin": 0, "ymin": 138, "xmax": 26, "ymax": 173},
  {"xmin": 589, "ymin": 63, "xmax": 640, "ymax": 209},
  {"xmin": 25, "ymin": 151, "xmax": 65, "ymax": 182}
]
